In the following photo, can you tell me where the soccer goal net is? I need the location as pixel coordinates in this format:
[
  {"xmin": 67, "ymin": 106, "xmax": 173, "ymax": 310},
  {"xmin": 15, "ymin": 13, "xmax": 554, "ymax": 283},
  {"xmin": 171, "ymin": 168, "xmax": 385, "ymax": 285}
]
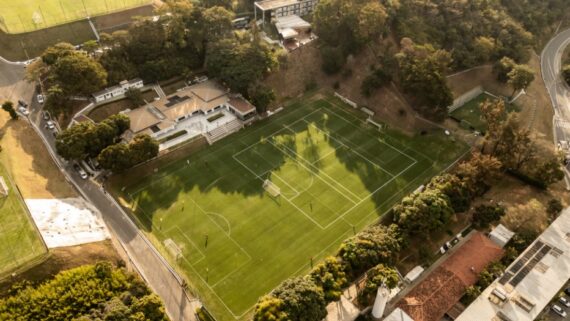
[
  {"xmin": 164, "ymin": 239, "xmax": 182, "ymax": 260},
  {"xmin": 263, "ymin": 179, "xmax": 281, "ymax": 197}
]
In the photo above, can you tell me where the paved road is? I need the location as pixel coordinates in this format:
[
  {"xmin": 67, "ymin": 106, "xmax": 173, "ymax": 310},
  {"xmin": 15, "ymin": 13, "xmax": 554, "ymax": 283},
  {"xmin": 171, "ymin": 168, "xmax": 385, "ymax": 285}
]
[
  {"xmin": 541, "ymin": 28, "xmax": 570, "ymax": 187},
  {"xmin": 0, "ymin": 58, "xmax": 199, "ymax": 321}
]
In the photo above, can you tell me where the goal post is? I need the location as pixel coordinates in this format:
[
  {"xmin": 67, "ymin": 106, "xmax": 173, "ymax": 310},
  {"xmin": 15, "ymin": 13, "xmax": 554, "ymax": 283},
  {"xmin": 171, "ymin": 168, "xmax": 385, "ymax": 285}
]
[{"xmin": 263, "ymin": 179, "xmax": 281, "ymax": 197}]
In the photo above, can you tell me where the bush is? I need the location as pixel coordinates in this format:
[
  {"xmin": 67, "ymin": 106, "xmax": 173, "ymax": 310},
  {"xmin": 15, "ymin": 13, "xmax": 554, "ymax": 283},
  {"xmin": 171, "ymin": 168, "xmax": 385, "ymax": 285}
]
[
  {"xmin": 321, "ymin": 45, "xmax": 346, "ymax": 75},
  {"xmin": 471, "ymin": 204, "xmax": 505, "ymax": 229},
  {"xmin": 358, "ymin": 264, "xmax": 399, "ymax": 305},
  {"xmin": 361, "ymin": 67, "xmax": 392, "ymax": 97},
  {"xmin": 547, "ymin": 199, "xmax": 563, "ymax": 218},
  {"xmin": 309, "ymin": 257, "xmax": 348, "ymax": 302},
  {"xmin": 125, "ymin": 88, "xmax": 145, "ymax": 107}
]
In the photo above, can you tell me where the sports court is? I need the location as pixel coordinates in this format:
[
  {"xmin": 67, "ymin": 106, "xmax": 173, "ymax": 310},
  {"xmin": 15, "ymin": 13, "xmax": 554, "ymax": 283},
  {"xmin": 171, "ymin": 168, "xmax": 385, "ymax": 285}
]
[{"xmin": 120, "ymin": 95, "xmax": 469, "ymax": 321}]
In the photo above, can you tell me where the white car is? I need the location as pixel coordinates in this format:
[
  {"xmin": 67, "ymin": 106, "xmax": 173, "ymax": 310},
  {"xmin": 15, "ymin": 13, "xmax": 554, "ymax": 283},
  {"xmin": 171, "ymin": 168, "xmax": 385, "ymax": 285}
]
[
  {"xmin": 37, "ymin": 94, "xmax": 44, "ymax": 104},
  {"xmin": 552, "ymin": 304, "xmax": 567, "ymax": 317},
  {"xmin": 73, "ymin": 164, "xmax": 88, "ymax": 180},
  {"xmin": 560, "ymin": 296, "xmax": 570, "ymax": 308},
  {"xmin": 18, "ymin": 106, "xmax": 29, "ymax": 116},
  {"xmin": 46, "ymin": 120, "xmax": 55, "ymax": 130}
]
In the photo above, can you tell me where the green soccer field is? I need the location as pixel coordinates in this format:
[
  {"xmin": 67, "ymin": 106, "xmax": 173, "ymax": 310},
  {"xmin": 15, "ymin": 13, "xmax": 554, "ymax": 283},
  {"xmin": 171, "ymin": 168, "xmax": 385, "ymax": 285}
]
[
  {"xmin": 0, "ymin": 164, "xmax": 46, "ymax": 276},
  {"xmin": 450, "ymin": 93, "xmax": 519, "ymax": 132},
  {"xmin": 117, "ymin": 95, "xmax": 469, "ymax": 321},
  {"xmin": 0, "ymin": 0, "xmax": 151, "ymax": 33}
]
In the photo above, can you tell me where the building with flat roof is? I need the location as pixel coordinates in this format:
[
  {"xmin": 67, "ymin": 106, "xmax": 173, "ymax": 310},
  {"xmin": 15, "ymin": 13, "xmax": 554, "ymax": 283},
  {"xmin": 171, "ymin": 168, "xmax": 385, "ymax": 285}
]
[
  {"xmin": 254, "ymin": 0, "xmax": 319, "ymax": 24},
  {"xmin": 92, "ymin": 78, "xmax": 143, "ymax": 103},
  {"xmin": 396, "ymin": 232, "xmax": 504, "ymax": 321},
  {"xmin": 456, "ymin": 208, "xmax": 570, "ymax": 321}
]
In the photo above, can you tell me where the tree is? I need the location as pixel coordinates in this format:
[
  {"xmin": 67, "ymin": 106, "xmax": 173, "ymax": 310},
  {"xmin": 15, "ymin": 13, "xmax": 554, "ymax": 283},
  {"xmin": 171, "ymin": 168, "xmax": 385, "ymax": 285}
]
[
  {"xmin": 462, "ymin": 285, "xmax": 482, "ymax": 305},
  {"xmin": 55, "ymin": 122, "xmax": 95, "ymax": 160},
  {"xmin": 41, "ymin": 42, "xmax": 76, "ymax": 65},
  {"xmin": 44, "ymin": 84, "xmax": 70, "ymax": 115},
  {"xmin": 254, "ymin": 277, "xmax": 327, "ymax": 321},
  {"xmin": 202, "ymin": 6, "xmax": 235, "ymax": 41},
  {"xmin": 531, "ymin": 156, "xmax": 564, "ymax": 187},
  {"xmin": 507, "ymin": 64, "xmax": 534, "ymax": 96},
  {"xmin": 502, "ymin": 198, "xmax": 547, "ymax": 235},
  {"xmin": 53, "ymin": 52, "xmax": 108, "ymax": 96},
  {"xmin": 129, "ymin": 134, "xmax": 159, "ymax": 165},
  {"xmin": 320, "ymin": 45, "xmax": 346, "ymax": 75},
  {"xmin": 426, "ymin": 174, "xmax": 471, "ymax": 212},
  {"xmin": 393, "ymin": 189, "xmax": 454, "ymax": 235},
  {"xmin": 248, "ymin": 85, "xmax": 275, "ymax": 114},
  {"xmin": 358, "ymin": 264, "xmax": 399, "ymax": 305},
  {"xmin": 493, "ymin": 56, "xmax": 516, "ymax": 83},
  {"xmin": 82, "ymin": 40, "xmax": 99, "ymax": 54},
  {"xmin": 337, "ymin": 224, "xmax": 403, "ymax": 275},
  {"xmin": 125, "ymin": 88, "xmax": 145, "ymax": 107},
  {"xmin": 480, "ymin": 99, "xmax": 506, "ymax": 146},
  {"xmin": 1, "ymin": 101, "xmax": 18, "ymax": 120},
  {"xmin": 455, "ymin": 152, "xmax": 502, "ymax": 196},
  {"xmin": 0, "ymin": 262, "xmax": 166, "ymax": 320},
  {"xmin": 472, "ymin": 204, "xmax": 506, "ymax": 229},
  {"xmin": 396, "ymin": 40, "xmax": 453, "ymax": 121},
  {"xmin": 97, "ymin": 143, "xmax": 132, "ymax": 172},
  {"xmin": 493, "ymin": 115, "xmax": 535, "ymax": 170},
  {"xmin": 309, "ymin": 257, "xmax": 348, "ymax": 302},
  {"xmin": 547, "ymin": 199, "xmax": 563, "ymax": 218},
  {"xmin": 473, "ymin": 36, "xmax": 495, "ymax": 63},
  {"xmin": 206, "ymin": 38, "xmax": 277, "ymax": 95}
]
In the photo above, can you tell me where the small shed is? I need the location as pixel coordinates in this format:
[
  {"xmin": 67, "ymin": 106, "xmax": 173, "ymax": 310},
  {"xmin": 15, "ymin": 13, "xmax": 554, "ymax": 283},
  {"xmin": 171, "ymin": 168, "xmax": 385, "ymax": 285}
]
[
  {"xmin": 404, "ymin": 266, "xmax": 424, "ymax": 283},
  {"xmin": 489, "ymin": 224, "xmax": 515, "ymax": 248}
]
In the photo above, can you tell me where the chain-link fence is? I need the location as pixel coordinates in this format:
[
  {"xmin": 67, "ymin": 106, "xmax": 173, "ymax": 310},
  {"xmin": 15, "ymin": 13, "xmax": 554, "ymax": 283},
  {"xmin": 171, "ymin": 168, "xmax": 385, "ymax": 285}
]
[{"xmin": 0, "ymin": 0, "xmax": 152, "ymax": 34}]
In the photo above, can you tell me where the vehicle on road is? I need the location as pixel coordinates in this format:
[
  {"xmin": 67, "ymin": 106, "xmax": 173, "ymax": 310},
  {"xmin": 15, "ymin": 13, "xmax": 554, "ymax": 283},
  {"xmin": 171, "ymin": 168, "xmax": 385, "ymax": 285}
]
[
  {"xmin": 552, "ymin": 304, "xmax": 567, "ymax": 317},
  {"xmin": 18, "ymin": 106, "xmax": 29, "ymax": 116},
  {"xmin": 46, "ymin": 120, "xmax": 55, "ymax": 130},
  {"xmin": 37, "ymin": 95, "xmax": 44, "ymax": 104},
  {"xmin": 560, "ymin": 297, "xmax": 570, "ymax": 308},
  {"xmin": 18, "ymin": 100, "xmax": 28, "ymax": 108},
  {"xmin": 73, "ymin": 163, "xmax": 89, "ymax": 180}
]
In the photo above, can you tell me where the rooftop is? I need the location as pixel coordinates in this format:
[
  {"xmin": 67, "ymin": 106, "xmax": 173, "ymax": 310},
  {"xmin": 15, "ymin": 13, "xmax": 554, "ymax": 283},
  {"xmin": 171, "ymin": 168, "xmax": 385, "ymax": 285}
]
[
  {"xmin": 457, "ymin": 208, "xmax": 570, "ymax": 321},
  {"xmin": 92, "ymin": 78, "xmax": 142, "ymax": 97},
  {"xmin": 397, "ymin": 232, "xmax": 504, "ymax": 321},
  {"xmin": 255, "ymin": 0, "xmax": 301, "ymax": 11},
  {"xmin": 228, "ymin": 97, "xmax": 256, "ymax": 114}
]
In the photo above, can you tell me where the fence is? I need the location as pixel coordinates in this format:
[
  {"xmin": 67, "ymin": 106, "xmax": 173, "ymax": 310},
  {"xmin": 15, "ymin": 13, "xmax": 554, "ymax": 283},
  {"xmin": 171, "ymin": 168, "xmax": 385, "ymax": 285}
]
[{"xmin": 447, "ymin": 86, "xmax": 483, "ymax": 113}]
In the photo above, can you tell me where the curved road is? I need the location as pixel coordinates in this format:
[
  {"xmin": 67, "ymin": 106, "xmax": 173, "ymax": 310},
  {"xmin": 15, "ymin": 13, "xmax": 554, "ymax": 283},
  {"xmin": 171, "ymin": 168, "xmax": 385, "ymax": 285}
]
[
  {"xmin": 541, "ymin": 28, "xmax": 570, "ymax": 187},
  {"xmin": 0, "ymin": 58, "xmax": 199, "ymax": 321}
]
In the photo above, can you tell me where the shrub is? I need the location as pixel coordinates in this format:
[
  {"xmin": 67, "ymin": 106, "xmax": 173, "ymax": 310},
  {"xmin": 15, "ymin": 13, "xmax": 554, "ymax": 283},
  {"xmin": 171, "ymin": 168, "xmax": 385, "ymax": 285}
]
[
  {"xmin": 472, "ymin": 204, "xmax": 505, "ymax": 229},
  {"xmin": 309, "ymin": 257, "xmax": 348, "ymax": 302}
]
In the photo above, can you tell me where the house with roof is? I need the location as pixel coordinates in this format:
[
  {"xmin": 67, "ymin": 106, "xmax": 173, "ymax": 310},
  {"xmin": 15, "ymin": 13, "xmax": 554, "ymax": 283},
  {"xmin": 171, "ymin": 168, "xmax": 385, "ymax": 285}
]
[
  {"xmin": 254, "ymin": 0, "xmax": 319, "ymax": 24},
  {"xmin": 394, "ymin": 232, "xmax": 504, "ymax": 321},
  {"xmin": 122, "ymin": 80, "xmax": 256, "ymax": 149},
  {"xmin": 456, "ymin": 208, "xmax": 570, "ymax": 321},
  {"xmin": 92, "ymin": 78, "xmax": 143, "ymax": 103}
]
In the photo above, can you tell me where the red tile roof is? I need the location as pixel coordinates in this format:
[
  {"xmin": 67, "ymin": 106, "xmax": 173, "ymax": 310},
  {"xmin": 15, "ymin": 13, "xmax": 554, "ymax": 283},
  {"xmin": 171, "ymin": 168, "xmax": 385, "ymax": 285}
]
[{"xmin": 397, "ymin": 232, "xmax": 504, "ymax": 321}]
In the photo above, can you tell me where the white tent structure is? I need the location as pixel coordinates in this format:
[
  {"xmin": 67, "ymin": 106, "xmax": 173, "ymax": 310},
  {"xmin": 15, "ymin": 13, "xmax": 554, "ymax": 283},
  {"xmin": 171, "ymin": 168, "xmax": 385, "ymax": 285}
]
[{"xmin": 274, "ymin": 15, "xmax": 311, "ymax": 39}]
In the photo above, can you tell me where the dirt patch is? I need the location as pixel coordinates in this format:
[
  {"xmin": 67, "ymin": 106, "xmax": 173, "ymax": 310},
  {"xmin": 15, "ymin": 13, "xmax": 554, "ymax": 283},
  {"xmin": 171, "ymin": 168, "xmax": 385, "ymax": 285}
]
[
  {"xmin": 88, "ymin": 89, "xmax": 158, "ymax": 122},
  {"xmin": 265, "ymin": 41, "xmax": 419, "ymax": 133},
  {"xmin": 0, "ymin": 240, "xmax": 121, "ymax": 294},
  {"xmin": 0, "ymin": 114, "xmax": 76, "ymax": 199}
]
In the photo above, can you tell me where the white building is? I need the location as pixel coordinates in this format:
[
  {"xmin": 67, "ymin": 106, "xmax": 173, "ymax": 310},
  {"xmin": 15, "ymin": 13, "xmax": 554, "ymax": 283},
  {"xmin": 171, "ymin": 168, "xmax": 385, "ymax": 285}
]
[
  {"xmin": 457, "ymin": 208, "xmax": 570, "ymax": 321},
  {"xmin": 489, "ymin": 224, "xmax": 515, "ymax": 248},
  {"xmin": 254, "ymin": 0, "xmax": 319, "ymax": 24},
  {"xmin": 92, "ymin": 78, "xmax": 144, "ymax": 103}
]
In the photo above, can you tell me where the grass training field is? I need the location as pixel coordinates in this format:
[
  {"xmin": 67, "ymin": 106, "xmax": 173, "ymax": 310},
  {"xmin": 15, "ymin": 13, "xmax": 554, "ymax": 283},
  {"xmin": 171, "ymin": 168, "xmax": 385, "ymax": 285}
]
[
  {"xmin": 0, "ymin": 164, "xmax": 46, "ymax": 277},
  {"xmin": 450, "ymin": 93, "xmax": 519, "ymax": 132},
  {"xmin": 0, "ymin": 0, "xmax": 151, "ymax": 33},
  {"xmin": 115, "ymin": 95, "xmax": 469, "ymax": 321}
]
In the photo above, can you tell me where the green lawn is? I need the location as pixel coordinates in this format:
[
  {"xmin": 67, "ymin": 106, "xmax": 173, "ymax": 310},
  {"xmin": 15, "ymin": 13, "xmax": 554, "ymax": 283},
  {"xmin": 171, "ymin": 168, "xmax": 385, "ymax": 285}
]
[
  {"xmin": 450, "ymin": 93, "xmax": 519, "ymax": 132},
  {"xmin": 0, "ymin": 0, "xmax": 151, "ymax": 33},
  {"xmin": 115, "ymin": 95, "xmax": 469, "ymax": 321},
  {"xmin": 0, "ymin": 164, "xmax": 46, "ymax": 277}
]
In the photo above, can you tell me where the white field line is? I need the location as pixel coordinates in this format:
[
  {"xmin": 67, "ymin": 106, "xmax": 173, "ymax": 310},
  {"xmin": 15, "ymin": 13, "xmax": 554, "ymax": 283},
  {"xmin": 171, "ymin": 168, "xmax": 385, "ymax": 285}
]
[
  {"xmin": 302, "ymin": 121, "xmax": 396, "ymax": 178},
  {"xmin": 163, "ymin": 225, "xmax": 207, "ymax": 264}
]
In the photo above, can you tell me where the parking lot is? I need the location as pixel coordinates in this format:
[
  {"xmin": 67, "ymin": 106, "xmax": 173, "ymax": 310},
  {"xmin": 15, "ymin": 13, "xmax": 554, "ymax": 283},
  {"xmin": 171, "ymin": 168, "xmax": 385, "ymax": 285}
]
[{"xmin": 543, "ymin": 283, "xmax": 570, "ymax": 321}]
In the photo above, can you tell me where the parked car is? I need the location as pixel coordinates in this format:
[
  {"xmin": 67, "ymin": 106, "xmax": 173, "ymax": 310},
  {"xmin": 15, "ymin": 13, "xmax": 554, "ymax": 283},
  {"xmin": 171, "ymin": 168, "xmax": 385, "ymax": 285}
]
[
  {"xmin": 18, "ymin": 106, "xmax": 29, "ymax": 116},
  {"xmin": 42, "ymin": 110, "xmax": 50, "ymax": 120},
  {"xmin": 560, "ymin": 297, "xmax": 570, "ymax": 308},
  {"xmin": 565, "ymin": 288, "xmax": 570, "ymax": 296},
  {"xmin": 552, "ymin": 304, "xmax": 567, "ymax": 317},
  {"xmin": 73, "ymin": 163, "xmax": 88, "ymax": 180},
  {"xmin": 18, "ymin": 100, "xmax": 28, "ymax": 108},
  {"xmin": 37, "ymin": 94, "xmax": 44, "ymax": 104},
  {"xmin": 46, "ymin": 120, "xmax": 55, "ymax": 130}
]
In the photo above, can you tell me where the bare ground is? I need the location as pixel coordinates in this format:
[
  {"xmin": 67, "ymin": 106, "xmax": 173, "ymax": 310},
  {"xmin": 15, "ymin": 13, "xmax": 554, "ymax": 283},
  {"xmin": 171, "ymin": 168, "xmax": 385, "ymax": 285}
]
[{"xmin": 0, "ymin": 240, "xmax": 122, "ymax": 294}]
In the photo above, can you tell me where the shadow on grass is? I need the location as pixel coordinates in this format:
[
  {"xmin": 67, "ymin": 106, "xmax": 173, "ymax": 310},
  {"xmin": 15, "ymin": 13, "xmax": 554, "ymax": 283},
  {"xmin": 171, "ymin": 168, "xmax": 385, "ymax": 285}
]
[{"xmin": 113, "ymin": 97, "xmax": 469, "ymax": 233}]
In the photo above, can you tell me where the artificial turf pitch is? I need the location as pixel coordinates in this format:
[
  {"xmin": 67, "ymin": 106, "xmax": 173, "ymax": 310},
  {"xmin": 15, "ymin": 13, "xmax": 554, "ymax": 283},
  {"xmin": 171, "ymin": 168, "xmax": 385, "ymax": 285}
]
[
  {"xmin": 0, "ymin": 0, "xmax": 150, "ymax": 33},
  {"xmin": 119, "ymin": 95, "xmax": 469, "ymax": 320},
  {"xmin": 0, "ymin": 164, "xmax": 46, "ymax": 276}
]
